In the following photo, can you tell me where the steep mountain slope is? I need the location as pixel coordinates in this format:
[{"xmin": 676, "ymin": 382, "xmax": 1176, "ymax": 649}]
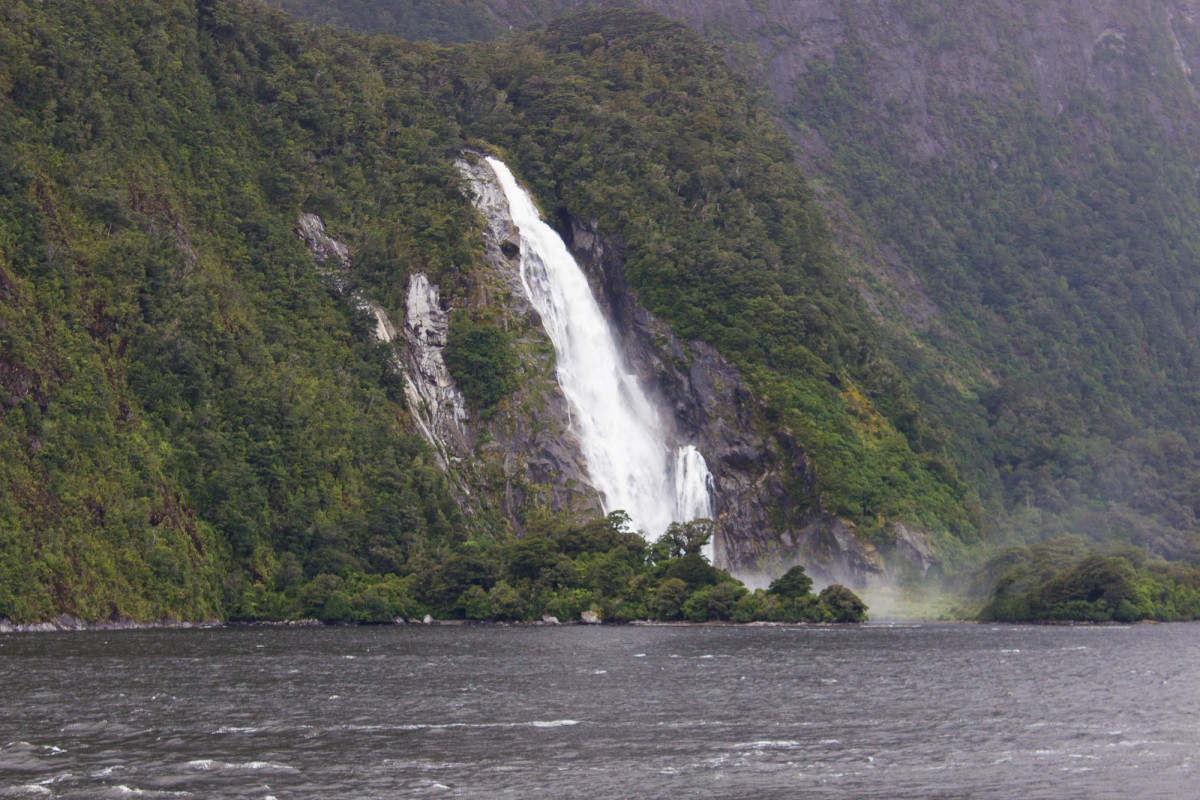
[
  {"xmin": 273, "ymin": 0, "xmax": 1200, "ymax": 568},
  {"xmin": 643, "ymin": 0, "xmax": 1200, "ymax": 563},
  {"xmin": 1, "ymin": 0, "xmax": 967, "ymax": 622},
  {"xmin": 647, "ymin": 0, "xmax": 1200, "ymax": 560},
  {"xmin": 0, "ymin": 0, "xmax": 480, "ymax": 621}
]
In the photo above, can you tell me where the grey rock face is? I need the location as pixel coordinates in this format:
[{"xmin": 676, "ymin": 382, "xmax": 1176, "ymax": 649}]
[
  {"xmin": 401, "ymin": 272, "xmax": 472, "ymax": 466},
  {"xmin": 296, "ymin": 213, "xmax": 352, "ymax": 290},
  {"xmin": 458, "ymin": 156, "xmax": 603, "ymax": 521},
  {"xmin": 293, "ymin": 177, "xmax": 906, "ymax": 586},
  {"xmin": 295, "ymin": 212, "xmax": 471, "ymax": 469},
  {"xmin": 892, "ymin": 522, "xmax": 941, "ymax": 580},
  {"xmin": 565, "ymin": 213, "xmax": 887, "ymax": 587}
]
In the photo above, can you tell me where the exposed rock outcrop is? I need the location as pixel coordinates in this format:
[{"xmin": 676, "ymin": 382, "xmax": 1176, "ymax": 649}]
[
  {"xmin": 564, "ymin": 213, "xmax": 887, "ymax": 587},
  {"xmin": 402, "ymin": 272, "xmax": 472, "ymax": 467},
  {"xmin": 0, "ymin": 615, "xmax": 221, "ymax": 634},
  {"xmin": 296, "ymin": 212, "xmax": 352, "ymax": 287},
  {"xmin": 296, "ymin": 211, "xmax": 475, "ymax": 469},
  {"xmin": 458, "ymin": 156, "xmax": 603, "ymax": 519},
  {"xmin": 296, "ymin": 168, "xmax": 922, "ymax": 586},
  {"xmin": 892, "ymin": 522, "xmax": 942, "ymax": 580}
]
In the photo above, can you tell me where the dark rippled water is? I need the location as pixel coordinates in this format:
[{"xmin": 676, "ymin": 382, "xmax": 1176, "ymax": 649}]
[{"xmin": 1, "ymin": 623, "xmax": 1197, "ymax": 798}]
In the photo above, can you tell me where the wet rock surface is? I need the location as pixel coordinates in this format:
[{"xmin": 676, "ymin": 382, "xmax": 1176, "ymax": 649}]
[
  {"xmin": 459, "ymin": 157, "xmax": 603, "ymax": 520},
  {"xmin": 565, "ymin": 213, "xmax": 889, "ymax": 586},
  {"xmin": 402, "ymin": 272, "xmax": 472, "ymax": 465}
]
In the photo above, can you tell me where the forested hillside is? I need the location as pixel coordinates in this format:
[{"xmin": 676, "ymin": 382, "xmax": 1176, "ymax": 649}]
[
  {"xmin": 268, "ymin": 0, "xmax": 1200, "ymax": 614},
  {"xmin": 9, "ymin": 0, "xmax": 1200, "ymax": 623},
  {"xmin": 0, "ymin": 0, "xmax": 482, "ymax": 621},
  {"xmin": 774, "ymin": 1, "xmax": 1200, "ymax": 562},
  {"xmin": 0, "ymin": 0, "xmax": 964, "ymax": 622}
]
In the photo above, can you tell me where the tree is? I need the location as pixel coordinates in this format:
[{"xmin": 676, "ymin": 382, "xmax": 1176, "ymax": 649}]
[
  {"xmin": 767, "ymin": 565, "xmax": 814, "ymax": 600},
  {"xmin": 654, "ymin": 518, "xmax": 715, "ymax": 560},
  {"xmin": 664, "ymin": 552, "xmax": 721, "ymax": 589},
  {"xmin": 651, "ymin": 577, "xmax": 689, "ymax": 620},
  {"xmin": 818, "ymin": 584, "xmax": 868, "ymax": 623}
]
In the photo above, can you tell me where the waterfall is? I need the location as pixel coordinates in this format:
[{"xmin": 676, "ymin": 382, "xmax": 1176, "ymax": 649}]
[
  {"xmin": 675, "ymin": 444, "xmax": 716, "ymax": 562},
  {"xmin": 484, "ymin": 156, "xmax": 715, "ymax": 546}
]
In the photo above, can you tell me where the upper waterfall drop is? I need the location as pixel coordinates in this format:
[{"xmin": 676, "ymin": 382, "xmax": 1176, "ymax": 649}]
[{"xmin": 482, "ymin": 155, "xmax": 715, "ymax": 543}]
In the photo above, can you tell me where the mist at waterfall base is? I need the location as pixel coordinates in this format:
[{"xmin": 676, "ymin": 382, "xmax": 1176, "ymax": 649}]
[
  {"xmin": 485, "ymin": 157, "xmax": 715, "ymax": 550},
  {"xmin": 4, "ymin": 624, "xmax": 1198, "ymax": 799}
]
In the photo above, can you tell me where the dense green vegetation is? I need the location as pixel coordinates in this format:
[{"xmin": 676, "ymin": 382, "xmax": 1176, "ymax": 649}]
[
  {"xmin": 444, "ymin": 313, "xmax": 519, "ymax": 412},
  {"xmin": 0, "ymin": 0, "xmax": 473, "ymax": 621},
  {"xmin": 235, "ymin": 514, "xmax": 866, "ymax": 623},
  {"xmin": 975, "ymin": 538, "xmax": 1200, "ymax": 622},
  {"xmin": 0, "ymin": 0, "xmax": 918, "ymax": 622},
  {"xmin": 264, "ymin": 0, "xmax": 512, "ymax": 43},
  {"xmin": 9, "ymin": 0, "xmax": 1200, "ymax": 624},
  {"xmin": 785, "ymin": 5, "xmax": 1200, "ymax": 562},
  {"xmin": 370, "ymin": 0, "xmax": 1200, "ymax": 619},
  {"xmin": 470, "ymin": 11, "xmax": 976, "ymax": 549}
]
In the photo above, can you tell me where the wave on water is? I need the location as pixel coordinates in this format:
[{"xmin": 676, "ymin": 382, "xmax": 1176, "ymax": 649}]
[
  {"xmin": 732, "ymin": 741, "xmax": 802, "ymax": 750},
  {"xmin": 105, "ymin": 787, "xmax": 194, "ymax": 798},
  {"xmin": 185, "ymin": 759, "xmax": 298, "ymax": 773},
  {"xmin": 342, "ymin": 720, "xmax": 580, "ymax": 732},
  {"xmin": 9, "ymin": 776, "xmax": 190, "ymax": 800}
]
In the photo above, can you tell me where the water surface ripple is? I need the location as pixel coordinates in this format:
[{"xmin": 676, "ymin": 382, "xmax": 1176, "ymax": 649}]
[{"xmin": 1, "ymin": 623, "xmax": 1196, "ymax": 798}]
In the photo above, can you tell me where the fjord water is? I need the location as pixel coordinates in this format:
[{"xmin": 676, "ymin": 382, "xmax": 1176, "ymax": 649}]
[
  {"xmin": 484, "ymin": 157, "xmax": 714, "ymax": 539},
  {"xmin": 2, "ymin": 624, "xmax": 1197, "ymax": 799}
]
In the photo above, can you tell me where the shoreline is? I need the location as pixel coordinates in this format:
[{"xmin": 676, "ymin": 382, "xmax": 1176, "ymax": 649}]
[
  {"xmin": 0, "ymin": 615, "xmax": 226, "ymax": 635},
  {"xmin": 4, "ymin": 614, "xmax": 1166, "ymax": 634},
  {"xmin": 0, "ymin": 615, "xmax": 880, "ymax": 634}
]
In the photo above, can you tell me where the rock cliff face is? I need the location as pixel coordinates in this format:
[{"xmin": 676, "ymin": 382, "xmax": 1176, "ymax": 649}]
[
  {"xmin": 297, "ymin": 213, "xmax": 468, "ymax": 469},
  {"xmin": 453, "ymin": 154, "xmax": 888, "ymax": 583},
  {"xmin": 457, "ymin": 157, "xmax": 604, "ymax": 522},
  {"xmin": 464, "ymin": 0, "xmax": 1200, "ymax": 572},
  {"xmin": 402, "ymin": 272, "xmax": 473, "ymax": 468},
  {"xmin": 563, "ymin": 208, "xmax": 886, "ymax": 585},
  {"xmin": 298, "ymin": 183, "xmax": 604, "ymax": 526}
]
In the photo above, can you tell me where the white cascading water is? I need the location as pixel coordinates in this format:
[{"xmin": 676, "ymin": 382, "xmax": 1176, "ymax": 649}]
[
  {"xmin": 675, "ymin": 444, "xmax": 717, "ymax": 562},
  {"xmin": 485, "ymin": 156, "xmax": 715, "ymax": 546}
]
